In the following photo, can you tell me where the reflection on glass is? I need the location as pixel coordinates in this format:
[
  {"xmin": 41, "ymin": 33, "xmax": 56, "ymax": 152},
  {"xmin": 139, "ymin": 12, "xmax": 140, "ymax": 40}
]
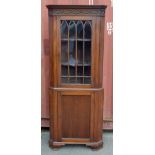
[
  {"xmin": 61, "ymin": 21, "xmax": 68, "ymax": 39},
  {"xmin": 69, "ymin": 41, "xmax": 76, "ymax": 66},
  {"xmin": 77, "ymin": 21, "xmax": 83, "ymax": 39},
  {"xmin": 69, "ymin": 21, "xmax": 76, "ymax": 39}
]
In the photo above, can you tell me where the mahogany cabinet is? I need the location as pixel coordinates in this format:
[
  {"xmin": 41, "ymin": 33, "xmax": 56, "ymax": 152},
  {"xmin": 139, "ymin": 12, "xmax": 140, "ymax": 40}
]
[{"xmin": 47, "ymin": 5, "xmax": 106, "ymax": 149}]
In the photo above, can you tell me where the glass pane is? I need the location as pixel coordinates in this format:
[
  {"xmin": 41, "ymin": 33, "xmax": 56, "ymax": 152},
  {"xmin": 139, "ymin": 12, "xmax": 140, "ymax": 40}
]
[
  {"xmin": 69, "ymin": 66, "xmax": 75, "ymax": 76},
  {"xmin": 77, "ymin": 21, "xmax": 83, "ymax": 39},
  {"xmin": 84, "ymin": 22, "xmax": 91, "ymax": 39},
  {"xmin": 69, "ymin": 77, "xmax": 76, "ymax": 83},
  {"xmin": 84, "ymin": 77, "xmax": 91, "ymax": 84},
  {"xmin": 69, "ymin": 21, "xmax": 76, "ymax": 39},
  {"xmin": 84, "ymin": 41, "xmax": 91, "ymax": 64},
  {"xmin": 84, "ymin": 66, "xmax": 91, "ymax": 76},
  {"xmin": 77, "ymin": 77, "xmax": 83, "ymax": 84},
  {"xmin": 61, "ymin": 66, "xmax": 68, "ymax": 76},
  {"xmin": 69, "ymin": 41, "xmax": 76, "ymax": 66},
  {"xmin": 61, "ymin": 40, "xmax": 68, "ymax": 63},
  {"xmin": 77, "ymin": 66, "xmax": 83, "ymax": 76},
  {"xmin": 77, "ymin": 41, "xmax": 83, "ymax": 65},
  {"xmin": 61, "ymin": 77, "xmax": 69, "ymax": 84},
  {"xmin": 61, "ymin": 21, "xmax": 68, "ymax": 39}
]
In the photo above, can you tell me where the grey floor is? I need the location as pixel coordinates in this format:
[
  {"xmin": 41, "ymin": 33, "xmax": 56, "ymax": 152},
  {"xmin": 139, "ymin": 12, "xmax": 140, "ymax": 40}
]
[{"xmin": 41, "ymin": 129, "xmax": 113, "ymax": 155}]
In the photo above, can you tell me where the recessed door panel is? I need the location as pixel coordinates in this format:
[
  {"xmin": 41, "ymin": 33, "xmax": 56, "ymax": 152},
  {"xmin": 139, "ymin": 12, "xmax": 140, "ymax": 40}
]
[
  {"xmin": 62, "ymin": 95, "xmax": 90, "ymax": 138},
  {"xmin": 58, "ymin": 91, "xmax": 93, "ymax": 139}
]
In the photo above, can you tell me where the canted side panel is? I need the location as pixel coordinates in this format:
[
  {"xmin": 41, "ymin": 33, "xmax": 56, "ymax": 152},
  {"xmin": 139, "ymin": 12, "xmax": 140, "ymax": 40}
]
[
  {"xmin": 61, "ymin": 95, "xmax": 91, "ymax": 138},
  {"xmin": 49, "ymin": 89, "xmax": 58, "ymax": 141},
  {"xmin": 93, "ymin": 90, "xmax": 104, "ymax": 141}
]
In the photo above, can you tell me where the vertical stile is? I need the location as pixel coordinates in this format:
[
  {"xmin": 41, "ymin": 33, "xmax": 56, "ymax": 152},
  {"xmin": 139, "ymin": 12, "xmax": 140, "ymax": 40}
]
[
  {"xmin": 67, "ymin": 21, "xmax": 70, "ymax": 82},
  {"xmin": 75, "ymin": 21, "xmax": 78, "ymax": 82},
  {"xmin": 83, "ymin": 21, "xmax": 85, "ymax": 84},
  {"xmin": 89, "ymin": 21, "xmax": 92, "ymax": 84},
  {"xmin": 60, "ymin": 21, "xmax": 62, "ymax": 83}
]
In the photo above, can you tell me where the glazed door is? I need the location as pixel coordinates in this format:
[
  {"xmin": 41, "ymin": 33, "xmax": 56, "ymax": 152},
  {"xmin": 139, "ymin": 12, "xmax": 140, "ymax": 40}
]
[{"xmin": 51, "ymin": 16, "xmax": 102, "ymax": 88}]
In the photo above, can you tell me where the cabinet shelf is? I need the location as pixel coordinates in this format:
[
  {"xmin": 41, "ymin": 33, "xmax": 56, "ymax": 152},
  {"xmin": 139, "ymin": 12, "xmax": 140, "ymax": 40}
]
[
  {"xmin": 61, "ymin": 62, "xmax": 91, "ymax": 66},
  {"xmin": 61, "ymin": 38, "xmax": 91, "ymax": 41},
  {"xmin": 61, "ymin": 76, "xmax": 91, "ymax": 78}
]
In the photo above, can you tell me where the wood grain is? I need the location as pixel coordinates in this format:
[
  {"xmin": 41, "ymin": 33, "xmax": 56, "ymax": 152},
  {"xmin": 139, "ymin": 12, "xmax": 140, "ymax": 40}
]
[{"xmin": 61, "ymin": 95, "xmax": 91, "ymax": 138}]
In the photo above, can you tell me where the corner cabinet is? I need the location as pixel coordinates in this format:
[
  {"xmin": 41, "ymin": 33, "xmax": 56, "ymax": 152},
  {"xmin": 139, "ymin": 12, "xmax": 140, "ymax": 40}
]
[{"xmin": 47, "ymin": 5, "xmax": 107, "ymax": 149}]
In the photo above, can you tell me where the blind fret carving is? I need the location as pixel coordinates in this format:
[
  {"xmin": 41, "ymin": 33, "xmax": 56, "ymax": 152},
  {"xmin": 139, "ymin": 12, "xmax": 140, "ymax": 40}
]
[{"xmin": 49, "ymin": 9, "xmax": 105, "ymax": 16}]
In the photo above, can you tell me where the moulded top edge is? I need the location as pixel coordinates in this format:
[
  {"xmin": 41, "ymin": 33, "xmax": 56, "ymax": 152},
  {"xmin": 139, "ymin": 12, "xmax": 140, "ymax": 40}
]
[{"xmin": 46, "ymin": 5, "xmax": 107, "ymax": 10}]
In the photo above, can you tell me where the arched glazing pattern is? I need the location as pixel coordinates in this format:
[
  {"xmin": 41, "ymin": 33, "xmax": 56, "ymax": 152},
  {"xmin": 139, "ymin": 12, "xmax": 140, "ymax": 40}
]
[
  {"xmin": 77, "ymin": 21, "xmax": 83, "ymax": 39},
  {"xmin": 69, "ymin": 21, "xmax": 76, "ymax": 39},
  {"xmin": 84, "ymin": 21, "xmax": 92, "ymax": 39},
  {"xmin": 61, "ymin": 21, "xmax": 68, "ymax": 39},
  {"xmin": 61, "ymin": 20, "xmax": 92, "ymax": 84}
]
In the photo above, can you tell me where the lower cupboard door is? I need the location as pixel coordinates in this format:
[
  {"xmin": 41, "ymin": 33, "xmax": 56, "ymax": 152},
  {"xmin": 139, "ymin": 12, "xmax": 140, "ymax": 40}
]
[{"xmin": 57, "ymin": 91, "xmax": 94, "ymax": 140}]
